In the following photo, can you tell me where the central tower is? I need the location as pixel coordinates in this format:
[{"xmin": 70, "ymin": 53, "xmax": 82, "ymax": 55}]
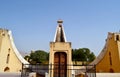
[{"xmin": 49, "ymin": 20, "xmax": 72, "ymax": 77}]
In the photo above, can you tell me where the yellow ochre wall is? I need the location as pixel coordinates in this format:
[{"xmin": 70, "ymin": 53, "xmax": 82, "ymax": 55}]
[
  {"xmin": 0, "ymin": 29, "xmax": 23, "ymax": 72},
  {"xmin": 96, "ymin": 32, "xmax": 120, "ymax": 73}
]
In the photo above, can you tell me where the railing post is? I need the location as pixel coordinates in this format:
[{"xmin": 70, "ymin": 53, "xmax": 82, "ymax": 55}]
[
  {"xmin": 21, "ymin": 63, "xmax": 23, "ymax": 77},
  {"xmin": 86, "ymin": 64, "xmax": 87, "ymax": 77},
  {"xmin": 50, "ymin": 63, "xmax": 52, "ymax": 77},
  {"xmin": 94, "ymin": 64, "xmax": 96, "ymax": 77}
]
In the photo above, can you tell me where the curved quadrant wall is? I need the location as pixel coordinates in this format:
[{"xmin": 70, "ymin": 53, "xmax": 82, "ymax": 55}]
[{"xmin": 0, "ymin": 29, "xmax": 29, "ymax": 72}]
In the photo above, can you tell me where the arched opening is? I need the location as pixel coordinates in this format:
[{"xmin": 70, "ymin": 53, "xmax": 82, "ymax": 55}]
[
  {"xmin": 6, "ymin": 48, "xmax": 10, "ymax": 64},
  {"xmin": 54, "ymin": 52, "xmax": 67, "ymax": 77},
  {"xmin": 116, "ymin": 35, "xmax": 119, "ymax": 41},
  {"xmin": 4, "ymin": 67, "xmax": 10, "ymax": 72},
  {"xmin": 110, "ymin": 68, "xmax": 114, "ymax": 73},
  {"xmin": 109, "ymin": 52, "xmax": 112, "ymax": 65},
  {"xmin": 6, "ymin": 54, "xmax": 10, "ymax": 64}
]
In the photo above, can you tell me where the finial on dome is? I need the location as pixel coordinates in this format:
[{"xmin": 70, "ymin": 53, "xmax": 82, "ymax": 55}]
[{"xmin": 57, "ymin": 19, "xmax": 63, "ymax": 24}]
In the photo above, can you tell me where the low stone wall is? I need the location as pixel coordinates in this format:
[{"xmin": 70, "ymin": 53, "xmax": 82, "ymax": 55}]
[{"xmin": 96, "ymin": 73, "xmax": 120, "ymax": 77}]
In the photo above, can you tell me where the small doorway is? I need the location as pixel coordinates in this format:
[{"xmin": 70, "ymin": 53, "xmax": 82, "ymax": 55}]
[
  {"xmin": 54, "ymin": 52, "xmax": 67, "ymax": 77},
  {"xmin": 4, "ymin": 67, "xmax": 10, "ymax": 72},
  {"xmin": 110, "ymin": 68, "xmax": 114, "ymax": 73}
]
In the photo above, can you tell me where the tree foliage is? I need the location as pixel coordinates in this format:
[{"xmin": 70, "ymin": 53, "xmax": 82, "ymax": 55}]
[
  {"xmin": 72, "ymin": 48, "xmax": 96, "ymax": 62},
  {"xmin": 24, "ymin": 50, "xmax": 49, "ymax": 64},
  {"xmin": 24, "ymin": 48, "xmax": 96, "ymax": 64}
]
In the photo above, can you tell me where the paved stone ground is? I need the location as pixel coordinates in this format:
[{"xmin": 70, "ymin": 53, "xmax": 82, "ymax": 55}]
[
  {"xmin": 96, "ymin": 73, "xmax": 120, "ymax": 77},
  {"xmin": 1, "ymin": 72, "xmax": 120, "ymax": 77},
  {"xmin": 0, "ymin": 73, "xmax": 21, "ymax": 77}
]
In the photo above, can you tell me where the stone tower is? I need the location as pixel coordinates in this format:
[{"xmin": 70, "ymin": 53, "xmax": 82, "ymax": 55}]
[
  {"xmin": 49, "ymin": 20, "xmax": 72, "ymax": 77},
  {"xmin": 0, "ymin": 29, "xmax": 29, "ymax": 72}
]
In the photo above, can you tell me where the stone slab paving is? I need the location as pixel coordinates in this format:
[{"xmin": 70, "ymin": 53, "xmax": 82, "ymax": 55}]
[
  {"xmin": 0, "ymin": 72, "xmax": 21, "ymax": 77},
  {"xmin": 96, "ymin": 73, "xmax": 120, "ymax": 77}
]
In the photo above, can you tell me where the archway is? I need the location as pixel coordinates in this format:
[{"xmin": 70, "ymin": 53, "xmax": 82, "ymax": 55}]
[
  {"xmin": 4, "ymin": 67, "xmax": 10, "ymax": 72},
  {"xmin": 110, "ymin": 68, "xmax": 114, "ymax": 73},
  {"xmin": 54, "ymin": 52, "xmax": 67, "ymax": 77}
]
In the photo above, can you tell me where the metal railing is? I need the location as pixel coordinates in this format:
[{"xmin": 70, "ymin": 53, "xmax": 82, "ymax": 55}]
[{"xmin": 21, "ymin": 64, "xmax": 96, "ymax": 77}]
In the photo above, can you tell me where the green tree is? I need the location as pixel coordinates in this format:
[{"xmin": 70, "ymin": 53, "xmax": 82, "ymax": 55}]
[
  {"xmin": 24, "ymin": 48, "xmax": 95, "ymax": 64},
  {"xmin": 88, "ymin": 52, "xmax": 96, "ymax": 62},
  {"xmin": 24, "ymin": 55, "xmax": 30, "ymax": 61},
  {"xmin": 72, "ymin": 48, "xmax": 96, "ymax": 62},
  {"xmin": 24, "ymin": 50, "xmax": 49, "ymax": 64}
]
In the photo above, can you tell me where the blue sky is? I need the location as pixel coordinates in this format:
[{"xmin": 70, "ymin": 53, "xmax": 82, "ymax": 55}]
[{"xmin": 0, "ymin": 0, "xmax": 120, "ymax": 56}]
